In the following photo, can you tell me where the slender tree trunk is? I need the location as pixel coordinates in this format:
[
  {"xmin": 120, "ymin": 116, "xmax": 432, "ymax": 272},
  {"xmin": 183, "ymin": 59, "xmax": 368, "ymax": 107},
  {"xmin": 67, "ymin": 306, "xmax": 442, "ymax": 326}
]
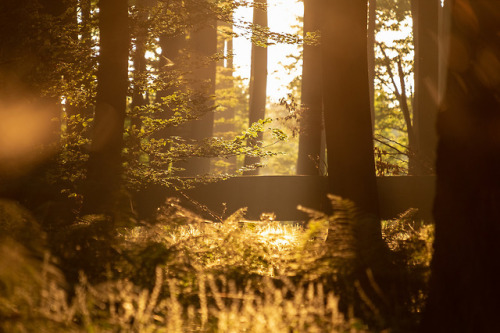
[
  {"xmin": 78, "ymin": 0, "xmax": 94, "ymax": 121},
  {"xmin": 182, "ymin": 12, "xmax": 217, "ymax": 176},
  {"xmin": 422, "ymin": 1, "xmax": 500, "ymax": 331},
  {"xmin": 321, "ymin": 0, "xmax": 379, "ymax": 220},
  {"xmin": 411, "ymin": 0, "xmax": 439, "ymax": 175},
  {"xmin": 131, "ymin": 48, "xmax": 146, "ymax": 135},
  {"xmin": 214, "ymin": 18, "xmax": 237, "ymax": 173},
  {"xmin": 225, "ymin": 32, "xmax": 237, "ymax": 173},
  {"xmin": 367, "ymin": 0, "xmax": 376, "ymax": 127},
  {"xmin": 215, "ymin": 20, "xmax": 235, "ymax": 134},
  {"xmin": 83, "ymin": 0, "xmax": 129, "ymax": 215},
  {"xmin": 80, "ymin": 0, "xmax": 91, "ymax": 42},
  {"xmin": 154, "ymin": 28, "xmax": 187, "ymax": 177},
  {"xmin": 130, "ymin": 0, "xmax": 148, "ymax": 152},
  {"xmin": 66, "ymin": 0, "xmax": 94, "ymax": 129},
  {"xmin": 156, "ymin": 32, "xmax": 186, "ymax": 139},
  {"xmin": 243, "ymin": 0, "xmax": 268, "ymax": 175},
  {"xmin": 378, "ymin": 42, "xmax": 418, "ymax": 174},
  {"xmin": 227, "ymin": 31, "xmax": 234, "ymax": 70},
  {"xmin": 296, "ymin": 0, "xmax": 323, "ymax": 175}
]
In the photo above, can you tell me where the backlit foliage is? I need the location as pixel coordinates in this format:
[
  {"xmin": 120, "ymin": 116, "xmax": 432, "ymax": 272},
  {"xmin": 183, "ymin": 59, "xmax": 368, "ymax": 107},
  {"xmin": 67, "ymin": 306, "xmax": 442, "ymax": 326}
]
[
  {"xmin": 0, "ymin": 1, "xmax": 435, "ymax": 332},
  {"xmin": 373, "ymin": 0, "xmax": 414, "ymax": 175},
  {"xmin": 1, "ymin": 197, "xmax": 432, "ymax": 332}
]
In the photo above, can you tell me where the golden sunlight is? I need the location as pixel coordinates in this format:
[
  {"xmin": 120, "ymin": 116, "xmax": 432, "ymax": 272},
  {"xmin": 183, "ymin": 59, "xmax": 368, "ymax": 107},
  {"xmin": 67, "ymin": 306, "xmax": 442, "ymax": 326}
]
[
  {"xmin": 233, "ymin": 0, "xmax": 303, "ymax": 102},
  {"xmin": 0, "ymin": 101, "xmax": 58, "ymax": 175},
  {"xmin": 257, "ymin": 223, "xmax": 299, "ymax": 249}
]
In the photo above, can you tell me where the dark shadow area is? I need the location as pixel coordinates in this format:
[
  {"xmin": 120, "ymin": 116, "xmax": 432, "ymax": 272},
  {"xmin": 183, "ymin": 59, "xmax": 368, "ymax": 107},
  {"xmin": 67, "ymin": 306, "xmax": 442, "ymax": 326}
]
[{"xmin": 135, "ymin": 175, "xmax": 435, "ymax": 221}]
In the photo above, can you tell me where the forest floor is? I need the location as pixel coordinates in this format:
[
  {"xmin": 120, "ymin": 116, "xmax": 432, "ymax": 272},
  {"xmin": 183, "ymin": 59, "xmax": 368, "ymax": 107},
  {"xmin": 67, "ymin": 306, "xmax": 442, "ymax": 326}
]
[{"xmin": 0, "ymin": 198, "xmax": 433, "ymax": 332}]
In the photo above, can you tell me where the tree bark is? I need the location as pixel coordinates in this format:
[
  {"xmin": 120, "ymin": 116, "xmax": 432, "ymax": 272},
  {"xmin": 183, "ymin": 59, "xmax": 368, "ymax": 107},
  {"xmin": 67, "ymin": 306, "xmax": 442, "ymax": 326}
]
[
  {"xmin": 214, "ymin": 18, "xmax": 237, "ymax": 173},
  {"xmin": 368, "ymin": 0, "xmax": 376, "ymax": 127},
  {"xmin": 422, "ymin": 1, "xmax": 500, "ymax": 331},
  {"xmin": 296, "ymin": 0, "xmax": 323, "ymax": 175},
  {"xmin": 182, "ymin": 10, "xmax": 217, "ymax": 176},
  {"xmin": 130, "ymin": 0, "xmax": 148, "ymax": 154},
  {"xmin": 214, "ymin": 20, "xmax": 235, "ymax": 134},
  {"xmin": 321, "ymin": 4, "xmax": 399, "ymax": 326},
  {"xmin": 83, "ymin": 0, "xmax": 129, "ymax": 215},
  {"xmin": 243, "ymin": 0, "xmax": 268, "ymax": 175},
  {"xmin": 321, "ymin": 0, "xmax": 380, "ymax": 220},
  {"xmin": 66, "ymin": 0, "xmax": 94, "ymax": 128},
  {"xmin": 156, "ymin": 32, "xmax": 186, "ymax": 141},
  {"xmin": 411, "ymin": 0, "xmax": 439, "ymax": 175},
  {"xmin": 378, "ymin": 43, "xmax": 418, "ymax": 173}
]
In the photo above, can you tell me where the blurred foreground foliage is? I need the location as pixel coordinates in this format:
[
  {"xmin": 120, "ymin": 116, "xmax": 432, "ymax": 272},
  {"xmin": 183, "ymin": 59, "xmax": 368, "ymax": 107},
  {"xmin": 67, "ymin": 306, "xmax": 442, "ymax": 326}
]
[{"xmin": 1, "ymin": 197, "xmax": 432, "ymax": 332}]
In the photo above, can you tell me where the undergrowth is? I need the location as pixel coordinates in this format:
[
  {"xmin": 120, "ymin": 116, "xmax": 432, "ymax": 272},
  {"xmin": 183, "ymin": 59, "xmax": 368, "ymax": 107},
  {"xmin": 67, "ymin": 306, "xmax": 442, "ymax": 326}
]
[{"xmin": 0, "ymin": 198, "xmax": 433, "ymax": 332}]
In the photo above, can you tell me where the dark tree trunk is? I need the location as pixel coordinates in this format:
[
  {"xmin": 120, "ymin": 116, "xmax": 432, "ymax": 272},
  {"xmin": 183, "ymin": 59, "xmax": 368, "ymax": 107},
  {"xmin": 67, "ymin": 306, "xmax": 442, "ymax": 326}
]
[
  {"xmin": 182, "ymin": 12, "xmax": 217, "ymax": 176},
  {"xmin": 422, "ymin": 1, "xmax": 500, "ymax": 331},
  {"xmin": 80, "ymin": 0, "xmax": 91, "ymax": 43},
  {"xmin": 411, "ymin": 0, "xmax": 439, "ymax": 175},
  {"xmin": 321, "ymin": 4, "xmax": 402, "ymax": 326},
  {"xmin": 155, "ymin": 25, "xmax": 187, "ymax": 174},
  {"xmin": 321, "ymin": 0, "xmax": 379, "ymax": 220},
  {"xmin": 83, "ymin": 0, "xmax": 129, "ymax": 215},
  {"xmin": 296, "ymin": 0, "xmax": 323, "ymax": 175},
  {"xmin": 243, "ymin": 0, "xmax": 268, "ymax": 175},
  {"xmin": 367, "ymin": 0, "xmax": 376, "ymax": 127},
  {"xmin": 156, "ymin": 32, "xmax": 186, "ymax": 140},
  {"xmin": 130, "ymin": 0, "xmax": 148, "ymax": 151},
  {"xmin": 131, "ymin": 46, "xmax": 146, "ymax": 137},
  {"xmin": 66, "ymin": 0, "xmax": 94, "ymax": 129}
]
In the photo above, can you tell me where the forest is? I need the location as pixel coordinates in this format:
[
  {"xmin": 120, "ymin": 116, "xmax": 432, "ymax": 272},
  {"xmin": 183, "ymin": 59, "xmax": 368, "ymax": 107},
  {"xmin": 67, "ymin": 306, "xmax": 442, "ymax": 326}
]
[{"xmin": 1, "ymin": 0, "xmax": 499, "ymax": 332}]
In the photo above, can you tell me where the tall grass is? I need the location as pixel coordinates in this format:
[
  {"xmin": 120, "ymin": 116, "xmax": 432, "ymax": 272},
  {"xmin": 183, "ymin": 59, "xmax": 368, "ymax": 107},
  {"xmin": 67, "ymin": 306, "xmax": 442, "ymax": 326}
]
[{"xmin": 1, "ymin": 198, "xmax": 432, "ymax": 332}]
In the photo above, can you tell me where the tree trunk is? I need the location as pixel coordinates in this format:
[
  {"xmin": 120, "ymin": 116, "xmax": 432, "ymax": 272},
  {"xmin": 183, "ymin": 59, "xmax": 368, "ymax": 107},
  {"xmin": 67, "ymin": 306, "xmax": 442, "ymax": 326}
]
[
  {"xmin": 66, "ymin": 0, "xmax": 94, "ymax": 131},
  {"xmin": 321, "ymin": 4, "xmax": 401, "ymax": 326},
  {"xmin": 156, "ymin": 32, "xmax": 186, "ymax": 140},
  {"xmin": 296, "ymin": 0, "xmax": 323, "ymax": 175},
  {"xmin": 215, "ymin": 20, "xmax": 235, "ymax": 134},
  {"xmin": 130, "ymin": 0, "xmax": 148, "ymax": 152},
  {"xmin": 182, "ymin": 12, "xmax": 217, "ymax": 176},
  {"xmin": 411, "ymin": 0, "xmax": 439, "ymax": 175},
  {"xmin": 243, "ymin": 0, "xmax": 268, "ymax": 175},
  {"xmin": 378, "ymin": 42, "xmax": 418, "ymax": 174},
  {"xmin": 83, "ymin": 0, "xmax": 129, "ymax": 215},
  {"xmin": 321, "ymin": 0, "xmax": 379, "ymax": 220},
  {"xmin": 368, "ymin": 0, "xmax": 376, "ymax": 127},
  {"xmin": 422, "ymin": 1, "xmax": 500, "ymax": 331},
  {"xmin": 214, "ymin": 18, "xmax": 237, "ymax": 173}
]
